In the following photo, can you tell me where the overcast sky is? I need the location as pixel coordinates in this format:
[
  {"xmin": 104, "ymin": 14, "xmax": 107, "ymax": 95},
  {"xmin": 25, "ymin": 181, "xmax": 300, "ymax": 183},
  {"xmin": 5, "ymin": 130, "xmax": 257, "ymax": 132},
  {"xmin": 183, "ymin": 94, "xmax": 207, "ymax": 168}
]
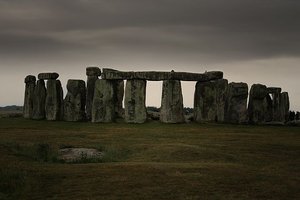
[{"xmin": 0, "ymin": 0, "xmax": 299, "ymax": 110}]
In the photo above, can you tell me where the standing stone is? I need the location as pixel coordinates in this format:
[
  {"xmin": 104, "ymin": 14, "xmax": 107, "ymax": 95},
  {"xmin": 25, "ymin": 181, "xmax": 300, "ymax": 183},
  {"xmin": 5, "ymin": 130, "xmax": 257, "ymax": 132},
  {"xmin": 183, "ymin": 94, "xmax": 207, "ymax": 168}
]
[
  {"xmin": 248, "ymin": 84, "xmax": 269, "ymax": 124},
  {"xmin": 267, "ymin": 87, "xmax": 282, "ymax": 122},
  {"xmin": 92, "ymin": 80, "xmax": 116, "ymax": 123},
  {"xmin": 125, "ymin": 80, "xmax": 147, "ymax": 123},
  {"xmin": 280, "ymin": 92, "xmax": 290, "ymax": 122},
  {"xmin": 45, "ymin": 80, "xmax": 64, "ymax": 121},
  {"xmin": 63, "ymin": 80, "xmax": 86, "ymax": 121},
  {"xmin": 225, "ymin": 82, "xmax": 248, "ymax": 124},
  {"xmin": 113, "ymin": 80, "xmax": 124, "ymax": 118},
  {"xmin": 32, "ymin": 79, "xmax": 46, "ymax": 120},
  {"xmin": 86, "ymin": 67, "xmax": 101, "ymax": 121},
  {"xmin": 160, "ymin": 80, "xmax": 185, "ymax": 123},
  {"xmin": 194, "ymin": 79, "xmax": 228, "ymax": 122},
  {"xmin": 23, "ymin": 75, "xmax": 36, "ymax": 119}
]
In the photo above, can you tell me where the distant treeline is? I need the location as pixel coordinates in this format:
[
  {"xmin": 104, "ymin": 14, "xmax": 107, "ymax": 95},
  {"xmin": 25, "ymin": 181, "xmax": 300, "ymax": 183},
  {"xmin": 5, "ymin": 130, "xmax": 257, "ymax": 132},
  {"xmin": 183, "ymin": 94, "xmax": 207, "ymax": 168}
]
[{"xmin": 0, "ymin": 105, "xmax": 23, "ymax": 111}]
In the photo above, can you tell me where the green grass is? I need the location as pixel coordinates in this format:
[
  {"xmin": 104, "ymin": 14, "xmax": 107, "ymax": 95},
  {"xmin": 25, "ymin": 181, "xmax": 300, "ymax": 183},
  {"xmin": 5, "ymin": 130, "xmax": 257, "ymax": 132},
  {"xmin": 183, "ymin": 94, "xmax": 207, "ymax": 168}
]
[{"xmin": 0, "ymin": 118, "xmax": 299, "ymax": 200}]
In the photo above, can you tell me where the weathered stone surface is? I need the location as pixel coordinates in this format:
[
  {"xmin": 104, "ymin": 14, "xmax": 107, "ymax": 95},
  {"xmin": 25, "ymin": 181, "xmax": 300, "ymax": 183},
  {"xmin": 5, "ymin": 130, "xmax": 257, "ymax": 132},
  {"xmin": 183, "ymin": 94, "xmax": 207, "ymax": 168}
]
[
  {"xmin": 92, "ymin": 80, "xmax": 115, "ymax": 123},
  {"xmin": 267, "ymin": 87, "xmax": 282, "ymax": 122},
  {"xmin": 113, "ymin": 80, "xmax": 124, "ymax": 118},
  {"xmin": 86, "ymin": 67, "xmax": 101, "ymax": 76},
  {"xmin": 280, "ymin": 92, "xmax": 290, "ymax": 122},
  {"xmin": 102, "ymin": 68, "xmax": 223, "ymax": 81},
  {"xmin": 225, "ymin": 82, "xmax": 248, "ymax": 124},
  {"xmin": 23, "ymin": 75, "xmax": 36, "ymax": 119},
  {"xmin": 32, "ymin": 80, "xmax": 46, "ymax": 120},
  {"xmin": 38, "ymin": 73, "xmax": 59, "ymax": 80},
  {"xmin": 248, "ymin": 84, "xmax": 269, "ymax": 124},
  {"xmin": 45, "ymin": 80, "xmax": 64, "ymax": 121},
  {"xmin": 124, "ymin": 80, "xmax": 147, "ymax": 123},
  {"xmin": 160, "ymin": 80, "xmax": 185, "ymax": 123},
  {"xmin": 86, "ymin": 67, "xmax": 101, "ymax": 121},
  {"xmin": 24, "ymin": 75, "xmax": 36, "ymax": 83},
  {"xmin": 63, "ymin": 80, "xmax": 86, "ymax": 121},
  {"xmin": 194, "ymin": 79, "xmax": 228, "ymax": 122}
]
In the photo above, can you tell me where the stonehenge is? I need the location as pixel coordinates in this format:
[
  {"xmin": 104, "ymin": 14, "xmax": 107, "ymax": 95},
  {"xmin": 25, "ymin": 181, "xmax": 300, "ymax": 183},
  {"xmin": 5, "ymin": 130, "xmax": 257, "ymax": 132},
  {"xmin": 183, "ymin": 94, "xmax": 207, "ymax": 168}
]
[{"xmin": 24, "ymin": 68, "xmax": 291, "ymax": 125}]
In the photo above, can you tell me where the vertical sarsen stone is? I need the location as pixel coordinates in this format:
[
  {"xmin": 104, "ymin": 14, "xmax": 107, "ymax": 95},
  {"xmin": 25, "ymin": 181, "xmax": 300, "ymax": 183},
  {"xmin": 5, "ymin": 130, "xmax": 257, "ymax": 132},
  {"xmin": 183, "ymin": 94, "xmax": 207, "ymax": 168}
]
[
  {"xmin": 160, "ymin": 80, "xmax": 185, "ymax": 123},
  {"xmin": 32, "ymin": 79, "xmax": 46, "ymax": 120},
  {"xmin": 45, "ymin": 80, "xmax": 64, "ymax": 121},
  {"xmin": 86, "ymin": 67, "xmax": 101, "ymax": 121},
  {"xmin": 125, "ymin": 79, "xmax": 147, "ymax": 123},
  {"xmin": 23, "ymin": 75, "xmax": 36, "ymax": 119}
]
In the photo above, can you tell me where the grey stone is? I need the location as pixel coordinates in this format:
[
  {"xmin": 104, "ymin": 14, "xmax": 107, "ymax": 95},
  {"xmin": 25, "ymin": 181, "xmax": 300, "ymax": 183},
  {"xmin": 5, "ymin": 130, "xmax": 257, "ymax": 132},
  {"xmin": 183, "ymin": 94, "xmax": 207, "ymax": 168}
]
[
  {"xmin": 160, "ymin": 80, "xmax": 185, "ymax": 123},
  {"xmin": 225, "ymin": 82, "xmax": 248, "ymax": 124},
  {"xmin": 102, "ymin": 68, "xmax": 223, "ymax": 81},
  {"xmin": 86, "ymin": 67, "xmax": 101, "ymax": 121},
  {"xmin": 23, "ymin": 75, "xmax": 36, "ymax": 119},
  {"xmin": 267, "ymin": 87, "xmax": 282, "ymax": 122},
  {"xmin": 38, "ymin": 73, "xmax": 59, "ymax": 80},
  {"xmin": 63, "ymin": 80, "xmax": 86, "ymax": 121},
  {"xmin": 32, "ymin": 80, "xmax": 46, "ymax": 120},
  {"xmin": 124, "ymin": 80, "xmax": 147, "ymax": 123},
  {"xmin": 280, "ymin": 92, "xmax": 290, "ymax": 122},
  {"xmin": 248, "ymin": 84, "xmax": 269, "ymax": 124},
  {"xmin": 92, "ymin": 80, "xmax": 116, "ymax": 123},
  {"xmin": 113, "ymin": 80, "xmax": 124, "ymax": 118},
  {"xmin": 45, "ymin": 80, "xmax": 64, "ymax": 121},
  {"xmin": 194, "ymin": 79, "xmax": 228, "ymax": 122},
  {"xmin": 86, "ymin": 67, "xmax": 101, "ymax": 76}
]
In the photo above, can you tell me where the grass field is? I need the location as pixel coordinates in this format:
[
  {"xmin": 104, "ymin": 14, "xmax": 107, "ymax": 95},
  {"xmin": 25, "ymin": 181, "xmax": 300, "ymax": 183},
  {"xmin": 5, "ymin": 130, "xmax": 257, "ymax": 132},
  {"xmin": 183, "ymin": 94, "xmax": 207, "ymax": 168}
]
[{"xmin": 0, "ymin": 117, "xmax": 299, "ymax": 200}]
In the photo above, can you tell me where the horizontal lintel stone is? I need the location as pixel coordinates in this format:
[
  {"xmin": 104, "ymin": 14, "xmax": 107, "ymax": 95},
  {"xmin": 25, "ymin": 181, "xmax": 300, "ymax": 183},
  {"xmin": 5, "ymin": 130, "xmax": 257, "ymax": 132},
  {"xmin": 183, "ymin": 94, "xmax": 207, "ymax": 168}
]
[{"xmin": 102, "ymin": 68, "xmax": 223, "ymax": 81}]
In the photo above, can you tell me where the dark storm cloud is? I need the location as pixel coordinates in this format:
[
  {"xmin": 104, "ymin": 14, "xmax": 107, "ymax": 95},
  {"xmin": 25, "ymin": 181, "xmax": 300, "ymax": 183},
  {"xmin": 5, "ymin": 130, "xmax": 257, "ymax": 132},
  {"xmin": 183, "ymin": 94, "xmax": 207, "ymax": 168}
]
[{"xmin": 0, "ymin": 0, "xmax": 299, "ymax": 61}]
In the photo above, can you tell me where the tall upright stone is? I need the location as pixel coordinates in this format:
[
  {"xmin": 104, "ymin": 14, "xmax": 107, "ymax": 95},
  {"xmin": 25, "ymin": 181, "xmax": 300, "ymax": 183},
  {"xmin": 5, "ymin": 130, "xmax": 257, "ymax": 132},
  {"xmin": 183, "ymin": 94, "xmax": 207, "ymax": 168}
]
[
  {"xmin": 64, "ymin": 80, "xmax": 86, "ymax": 121},
  {"xmin": 113, "ymin": 80, "xmax": 124, "ymax": 118},
  {"xmin": 125, "ymin": 80, "xmax": 147, "ymax": 123},
  {"xmin": 23, "ymin": 75, "xmax": 36, "ymax": 119},
  {"xmin": 86, "ymin": 67, "xmax": 101, "ymax": 121},
  {"xmin": 248, "ymin": 84, "xmax": 269, "ymax": 124},
  {"xmin": 267, "ymin": 87, "xmax": 282, "ymax": 122},
  {"xmin": 92, "ymin": 80, "xmax": 116, "ymax": 123},
  {"xmin": 280, "ymin": 92, "xmax": 290, "ymax": 122},
  {"xmin": 194, "ymin": 79, "xmax": 228, "ymax": 122},
  {"xmin": 32, "ymin": 79, "xmax": 46, "ymax": 120},
  {"xmin": 160, "ymin": 80, "xmax": 185, "ymax": 123},
  {"xmin": 45, "ymin": 80, "xmax": 64, "ymax": 121},
  {"xmin": 225, "ymin": 82, "xmax": 248, "ymax": 124}
]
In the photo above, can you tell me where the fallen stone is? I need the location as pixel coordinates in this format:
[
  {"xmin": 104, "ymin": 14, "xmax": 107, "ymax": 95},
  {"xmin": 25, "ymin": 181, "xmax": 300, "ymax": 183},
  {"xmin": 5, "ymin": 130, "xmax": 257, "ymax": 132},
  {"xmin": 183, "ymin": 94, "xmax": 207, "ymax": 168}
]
[
  {"xmin": 32, "ymin": 79, "xmax": 46, "ymax": 120},
  {"xmin": 147, "ymin": 111, "xmax": 160, "ymax": 120},
  {"xmin": 124, "ymin": 79, "xmax": 147, "ymax": 123},
  {"xmin": 58, "ymin": 148, "xmax": 103, "ymax": 163},
  {"xmin": 45, "ymin": 80, "xmax": 64, "ymax": 121},
  {"xmin": 92, "ymin": 80, "xmax": 116, "ymax": 123},
  {"xmin": 160, "ymin": 80, "xmax": 185, "ymax": 123},
  {"xmin": 225, "ymin": 82, "xmax": 248, "ymax": 124},
  {"xmin": 102, "ymin": 68, "xmax": 223, "ymax": 81},
  {"xmin": 23, "ymin": 75, "xmax": 36, "ymax": 119},
  {"xmin": 64, "ymin": 80, "xmax": 86, "ymax": 121},
  {"xmin": 38, "ymin": 72, "xmax": 59, "ymax": 80},
  {"xmin": 194, "ymin": 79, "xmax": 228, "ymax": 122}
]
